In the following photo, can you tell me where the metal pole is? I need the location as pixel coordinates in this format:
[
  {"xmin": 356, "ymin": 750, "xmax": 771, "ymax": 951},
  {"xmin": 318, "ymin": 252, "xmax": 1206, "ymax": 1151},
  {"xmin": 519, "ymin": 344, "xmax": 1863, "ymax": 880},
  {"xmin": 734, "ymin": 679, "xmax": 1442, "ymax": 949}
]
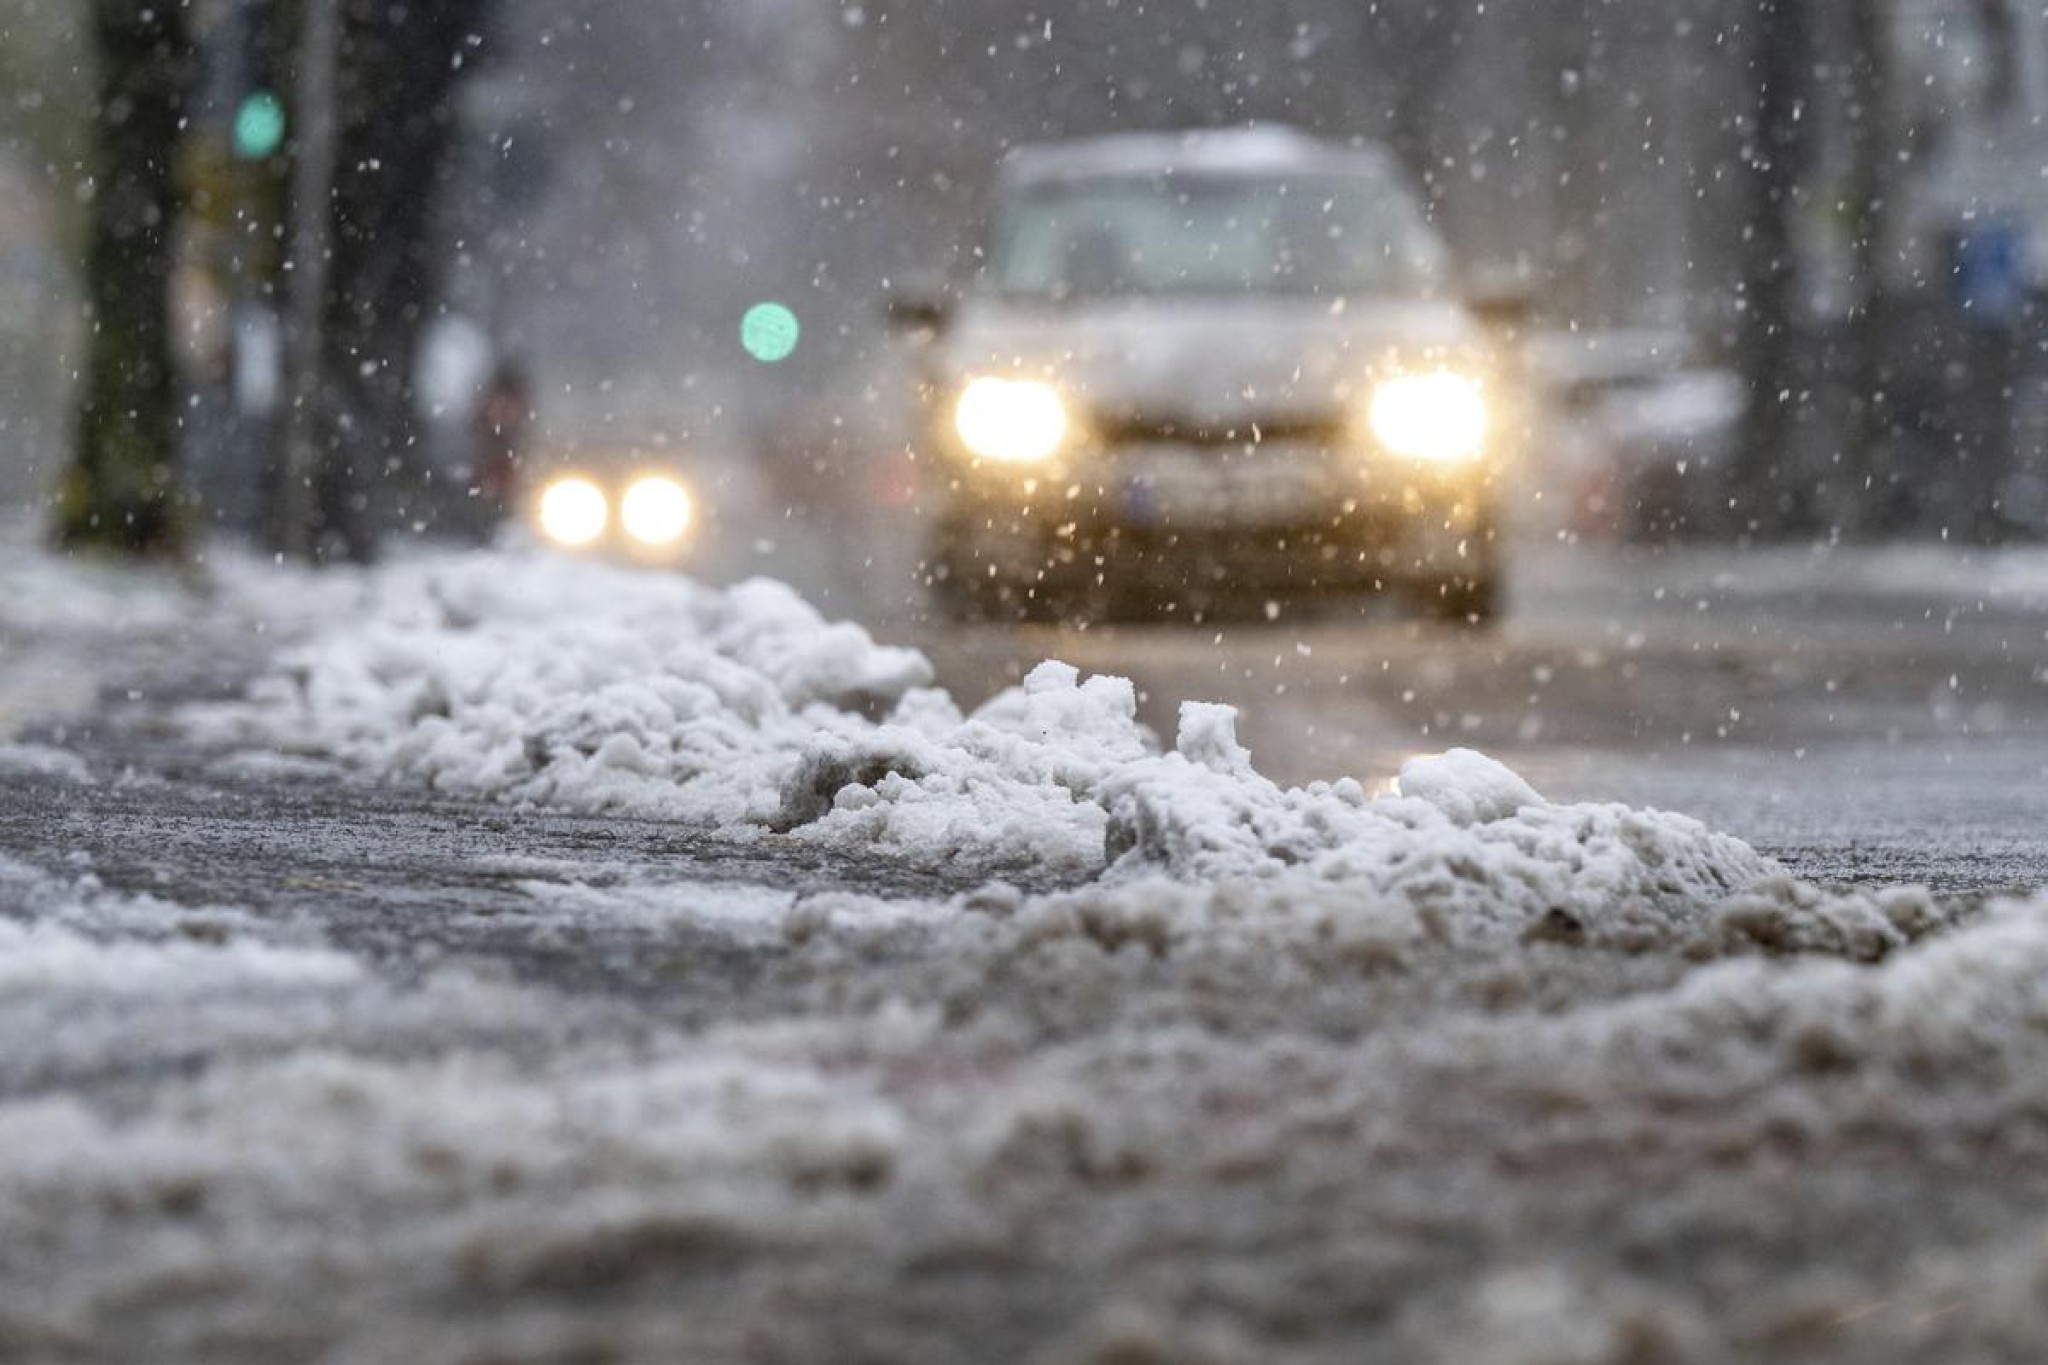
[
  {"xmin": 279, "ymin": 0, "xmax": 339, "ymax": 560},
  {"xmin": 1733, "ymin": 0, "xmax": 1816, "ymax": 536}
]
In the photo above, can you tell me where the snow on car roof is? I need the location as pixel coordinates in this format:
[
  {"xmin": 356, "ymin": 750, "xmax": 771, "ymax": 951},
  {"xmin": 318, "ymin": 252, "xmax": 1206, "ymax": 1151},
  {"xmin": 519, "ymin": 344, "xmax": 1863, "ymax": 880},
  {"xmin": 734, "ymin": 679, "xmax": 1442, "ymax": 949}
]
[{"xmin": 1001, "ymin": 124, "xmax": 1404, "ymax": 187}]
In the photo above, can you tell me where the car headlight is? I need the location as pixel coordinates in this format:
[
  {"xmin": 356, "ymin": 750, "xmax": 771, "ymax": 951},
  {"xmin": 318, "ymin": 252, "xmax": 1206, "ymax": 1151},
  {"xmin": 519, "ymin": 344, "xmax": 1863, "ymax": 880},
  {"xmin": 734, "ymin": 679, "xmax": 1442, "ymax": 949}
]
[
  {"xmin": 621, "ymin": 475, "xmax": 693, "ymax": 547},
  {"xmin": 954, "ymin": 377, "xmax": 1068, "ymax": 464},
  {"xmin": 538, "ymin": 477, "xmax": 609, "ymax": 546},
  {"xmin": 1367, "ymin": 372, "xmax": 1488, "ymax": 463}
]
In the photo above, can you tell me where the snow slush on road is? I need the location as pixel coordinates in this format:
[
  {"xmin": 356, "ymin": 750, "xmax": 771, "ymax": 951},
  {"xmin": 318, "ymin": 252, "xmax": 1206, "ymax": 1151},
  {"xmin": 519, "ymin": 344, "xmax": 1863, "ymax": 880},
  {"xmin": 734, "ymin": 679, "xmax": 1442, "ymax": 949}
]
[
  {"xmin": 187, "ymin": 550, "xmax": 1785, "ymax": 915},
  {"xmin": 5, "ymin": 544, "xmax": 2048, "ymax": 1363}
]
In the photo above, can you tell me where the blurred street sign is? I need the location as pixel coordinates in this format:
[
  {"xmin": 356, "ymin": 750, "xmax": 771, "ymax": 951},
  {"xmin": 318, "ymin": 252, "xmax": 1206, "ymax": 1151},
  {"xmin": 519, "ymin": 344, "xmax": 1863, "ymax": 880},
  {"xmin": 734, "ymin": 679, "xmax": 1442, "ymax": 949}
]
[{"xmin": 1953, "ymin": 221, "xmax": 2027, "ymax": 328}]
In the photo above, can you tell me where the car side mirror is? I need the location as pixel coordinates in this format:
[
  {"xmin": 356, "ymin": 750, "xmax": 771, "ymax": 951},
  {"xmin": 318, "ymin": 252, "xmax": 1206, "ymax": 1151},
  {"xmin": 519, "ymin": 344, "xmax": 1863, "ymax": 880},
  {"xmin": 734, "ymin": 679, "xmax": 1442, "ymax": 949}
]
[{"xmin": 884, "ymin": 279, "xmax": 952, "ymax": 336}]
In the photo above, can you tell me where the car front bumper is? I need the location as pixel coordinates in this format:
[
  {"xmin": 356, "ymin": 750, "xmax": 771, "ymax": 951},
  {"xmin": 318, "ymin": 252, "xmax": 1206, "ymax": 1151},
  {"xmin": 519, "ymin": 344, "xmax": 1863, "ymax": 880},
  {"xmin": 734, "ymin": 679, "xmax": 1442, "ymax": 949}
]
[{"xmin": 932, "ymin": 440, "xmax": 1499, "ymax": 592}]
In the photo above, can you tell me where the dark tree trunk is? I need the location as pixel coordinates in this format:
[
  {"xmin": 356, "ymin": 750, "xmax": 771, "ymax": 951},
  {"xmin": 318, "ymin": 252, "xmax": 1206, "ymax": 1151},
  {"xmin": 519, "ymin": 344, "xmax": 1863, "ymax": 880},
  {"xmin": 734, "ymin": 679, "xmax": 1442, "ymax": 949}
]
[
  {"xmin": 1732, "ymin": 0, "xmax": 1817, "ymax": 536},
  {"xmin": 309, "ymin": 0, "xmax": 490, "ymax": 557},
  {"xmin": 56, "ymin": 0, "xmax": 194, "ymax": 555}
]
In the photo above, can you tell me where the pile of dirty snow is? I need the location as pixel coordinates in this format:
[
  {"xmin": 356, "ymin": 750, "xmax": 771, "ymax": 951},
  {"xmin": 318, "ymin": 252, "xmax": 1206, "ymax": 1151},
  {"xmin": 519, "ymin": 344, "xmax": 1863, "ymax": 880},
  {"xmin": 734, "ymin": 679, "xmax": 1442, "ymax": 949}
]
[{"xmin": 180, "ymin": 550, "xmax": 1809, "ymax": 946}]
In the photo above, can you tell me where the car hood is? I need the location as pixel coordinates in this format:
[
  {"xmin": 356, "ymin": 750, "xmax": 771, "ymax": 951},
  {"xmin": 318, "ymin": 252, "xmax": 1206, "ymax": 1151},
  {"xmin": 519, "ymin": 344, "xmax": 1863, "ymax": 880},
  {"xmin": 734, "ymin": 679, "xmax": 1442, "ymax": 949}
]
[{"xmin": 935, "ymin": 295, "xmax": 1482, "ymax": 428}]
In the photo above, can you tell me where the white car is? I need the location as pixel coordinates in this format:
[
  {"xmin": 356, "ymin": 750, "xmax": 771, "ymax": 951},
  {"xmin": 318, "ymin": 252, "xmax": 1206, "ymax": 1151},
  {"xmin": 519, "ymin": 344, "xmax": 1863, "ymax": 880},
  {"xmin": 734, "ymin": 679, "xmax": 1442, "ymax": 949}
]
[{"xmin": 893, "ymin": 125, "xmax": 1520, "ymax": 624}]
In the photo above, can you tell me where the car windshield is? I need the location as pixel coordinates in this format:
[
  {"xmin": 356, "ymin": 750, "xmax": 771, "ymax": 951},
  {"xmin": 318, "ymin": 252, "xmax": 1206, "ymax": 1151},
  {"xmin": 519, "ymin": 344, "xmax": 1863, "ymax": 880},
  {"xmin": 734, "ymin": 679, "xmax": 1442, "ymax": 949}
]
[{"xmin": 989, "ymin": 172, "xmax": 1446, "ymax": 302}]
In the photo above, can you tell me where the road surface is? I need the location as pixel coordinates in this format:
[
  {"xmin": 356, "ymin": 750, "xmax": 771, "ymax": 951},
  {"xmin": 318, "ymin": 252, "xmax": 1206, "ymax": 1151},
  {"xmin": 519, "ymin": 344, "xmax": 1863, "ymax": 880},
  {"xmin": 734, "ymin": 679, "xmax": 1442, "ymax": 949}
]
[{"xmin": 4, "ymin": 529, "xmax": 2048, "ymax": 1364}]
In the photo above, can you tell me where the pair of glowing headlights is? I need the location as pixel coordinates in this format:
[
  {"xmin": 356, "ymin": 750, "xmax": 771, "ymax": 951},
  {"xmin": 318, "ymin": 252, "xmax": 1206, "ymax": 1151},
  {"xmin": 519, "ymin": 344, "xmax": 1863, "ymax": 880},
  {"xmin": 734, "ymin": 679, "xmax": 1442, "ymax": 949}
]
[
  {"xmin": 952, "ymin": 371, "xmax": 1489, "ymax": 466},
  {"xmin": 537, "ymin": 475, "xmax": 694, "ymax": 549}
]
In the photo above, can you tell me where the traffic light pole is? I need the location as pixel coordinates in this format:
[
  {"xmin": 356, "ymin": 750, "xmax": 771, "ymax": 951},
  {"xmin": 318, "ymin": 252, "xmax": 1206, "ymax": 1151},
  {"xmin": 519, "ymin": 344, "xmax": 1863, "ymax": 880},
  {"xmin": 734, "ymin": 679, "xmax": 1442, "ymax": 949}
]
[
  {"xmin": 1732, "ymin": 0, "xmax": 1817, "ymax": 537},
  {"xmin": 279, "ymin": 0, "xmax": 339, "ymax": 560}
]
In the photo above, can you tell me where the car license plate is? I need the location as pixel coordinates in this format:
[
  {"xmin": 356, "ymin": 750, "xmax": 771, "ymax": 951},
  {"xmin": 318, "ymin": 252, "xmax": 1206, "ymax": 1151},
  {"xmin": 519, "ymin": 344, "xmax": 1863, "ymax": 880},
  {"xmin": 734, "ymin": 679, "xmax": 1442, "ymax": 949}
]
[{"xmin": 1118, "ymin": 445, "xmax": 1327, "ymax": 529}]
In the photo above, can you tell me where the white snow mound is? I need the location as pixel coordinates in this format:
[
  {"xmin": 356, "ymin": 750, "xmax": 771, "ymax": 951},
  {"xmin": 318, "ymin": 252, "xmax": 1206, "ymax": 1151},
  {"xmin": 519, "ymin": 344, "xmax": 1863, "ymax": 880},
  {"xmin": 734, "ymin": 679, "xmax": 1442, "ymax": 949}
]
[{"xmin": 194, "ymin": 551, "xmax": 1780, "ymax": 934}]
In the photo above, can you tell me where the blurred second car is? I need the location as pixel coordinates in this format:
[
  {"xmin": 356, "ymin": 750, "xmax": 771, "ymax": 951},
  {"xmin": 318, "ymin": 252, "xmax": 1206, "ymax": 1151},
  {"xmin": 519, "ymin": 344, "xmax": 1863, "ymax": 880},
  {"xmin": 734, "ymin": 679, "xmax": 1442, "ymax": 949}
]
[{"xmin": 526, "ymin": 459, "xmax": 702, "ymax": 565}]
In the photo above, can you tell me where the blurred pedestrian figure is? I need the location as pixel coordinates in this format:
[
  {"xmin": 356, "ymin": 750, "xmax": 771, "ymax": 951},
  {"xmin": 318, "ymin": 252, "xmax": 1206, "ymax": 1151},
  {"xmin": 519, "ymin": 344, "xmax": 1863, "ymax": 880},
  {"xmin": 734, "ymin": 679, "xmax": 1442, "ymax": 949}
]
[{"xmin": 468, "ymin": 360, "xmax": 531, "ymax": 543}]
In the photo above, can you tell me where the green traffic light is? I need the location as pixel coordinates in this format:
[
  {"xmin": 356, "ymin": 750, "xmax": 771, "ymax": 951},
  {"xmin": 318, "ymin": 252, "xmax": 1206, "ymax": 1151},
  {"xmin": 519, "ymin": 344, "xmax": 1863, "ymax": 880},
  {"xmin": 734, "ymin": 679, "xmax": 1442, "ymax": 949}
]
[
  {"xmin": 233, "ymin": 90, "xmax": 286, "ymax": 160},
  {"xmin": 741, "ymin": 302, "xmax": 800, "ymax": 363}
]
